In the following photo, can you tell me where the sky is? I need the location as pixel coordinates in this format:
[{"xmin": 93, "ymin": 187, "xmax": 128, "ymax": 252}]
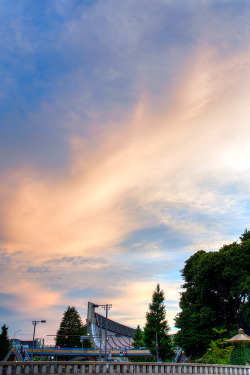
[{"xmin": 1, "ymin": 0, "xmax": 250, "ymax": 345}]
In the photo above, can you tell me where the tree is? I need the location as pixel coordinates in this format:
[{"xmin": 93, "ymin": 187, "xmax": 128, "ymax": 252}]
[
  {"xmin": 56, "ymin": 306, "xmax": 91, "ymax": 348},
  {"xmin": 174, "ymin": 306, "xmax": 216, "ymax": 358},
  {"xmin": 0, "ymin": 324, "xmax": 11, "ymax": 361},
  {"xmin": 130, "ymin": 325, "xmax": 151, "ymax": 362},
  {"xmin": 144, "ymin": 284, "xmax": 174, "ymax": 361},
  {"xmin": 175, "ymin": 232, "xmax": 250, "ymax": 359},
  {"xmin": 132, "ymin": 325, "xmax": 144, "ymax": 349}
]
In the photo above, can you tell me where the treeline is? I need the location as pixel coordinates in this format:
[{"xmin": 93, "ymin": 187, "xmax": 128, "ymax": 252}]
[
  {"xmin": 174, "ymin": 229, "xmax": 250, "ymax": 358},
  {"xmin": 134, "ymin": 230, "xmax": 250, "ymax": 362}
]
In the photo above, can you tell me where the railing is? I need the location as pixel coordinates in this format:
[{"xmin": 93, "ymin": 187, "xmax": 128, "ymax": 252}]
[{"xmin": 0, "ymin": 362, "xmax": 249, "ymax": 375}]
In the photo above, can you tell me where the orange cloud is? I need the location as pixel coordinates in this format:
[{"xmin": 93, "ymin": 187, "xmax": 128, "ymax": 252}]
[
  {"xmin": 1, "ymin": 47, "xmax": 250, "ymax": 262},
  {"xmin": 1, "ymin": 47, "xmax": 250, "ymax": 344}
]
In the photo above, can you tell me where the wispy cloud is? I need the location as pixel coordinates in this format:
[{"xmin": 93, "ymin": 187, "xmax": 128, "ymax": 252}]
[{"xmin": 0, "ymin": 0, "xmax": 250, "ymax": 342}]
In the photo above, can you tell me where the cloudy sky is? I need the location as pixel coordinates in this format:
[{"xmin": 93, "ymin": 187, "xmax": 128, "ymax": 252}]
[{"xmin": 1, "ymin": 0, "xmax": 250, "ymax": 345}]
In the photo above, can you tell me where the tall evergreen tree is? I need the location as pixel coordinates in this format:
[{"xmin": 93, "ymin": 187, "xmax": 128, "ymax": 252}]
[
  {"xmin": 144, "ymin": 284, "xmax": 174, "ymax": 361},
  {"xmin": 56, "ymin": 306, "xmax": 91, "ymax": 348},
  {"xmin": 0, "ymin": 324, "xmax": 11, "ymax": 361}
]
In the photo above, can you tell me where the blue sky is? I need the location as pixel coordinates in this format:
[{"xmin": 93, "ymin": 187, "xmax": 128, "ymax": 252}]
[{"xmin": 1, "ymin": 0, "xmax": 250, "ymax": 344}]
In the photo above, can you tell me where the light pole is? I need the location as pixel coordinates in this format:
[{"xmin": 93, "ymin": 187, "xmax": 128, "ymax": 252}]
[
  {"xmin": 93, "ymin": 304, "xmax": 112, "ymax": 361},
  {"xmin": 31, "ymin": 320, "xmax": 46, "ymax": 361},
  {"xmin": 102, "ymin": 304, "xmax": 112, "ymax": 361},
  {"xmin": 13, "ymin": 330, "xmax": 23, "ymax": 346}
]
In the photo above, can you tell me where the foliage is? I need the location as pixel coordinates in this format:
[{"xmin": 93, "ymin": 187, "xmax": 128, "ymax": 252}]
[
  {"xmin": 239, "ymin": 228, "xmax": 250, "ymax": 242},
  {"xmin": 196, "ymin": 329, "xmax": 233, "ymax": 364},
  {"xmin": 230, "ymin": 342, "xmax": 250, "ymax": 366},
  {"xmin": 33, "ymin": 356, "xmax": 49, "ymax": 361},
  {"xmin": 132, "ymin": 325, "xmax": 144, "ymax": 349},
  {"xmin": 130, "ymin": 325, "xmax": 148, "ymax": 362},
  {"xmin": 174, "ymin": 307, "xmax": 216, "ymax": 358},
  {"xmin": 144, "ymin": 284, "xmax": 174, "ymax": 361},
  {"xmin": 0, "ymin": 324, "xmax": 11, "ymax": 361},
  {"xmin": 56, "ymin": 306, "xmax": 91, "ymax": 349},
  {"xmin": 175, "ymin": 230, "xmax": 250, "ymax": 359}
]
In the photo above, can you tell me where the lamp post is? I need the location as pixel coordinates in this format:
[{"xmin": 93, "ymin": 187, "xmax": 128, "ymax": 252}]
[
  {"xmin": 13, "ymin": 330, "xmax": 23, "ymax": 346},
  {"xmin": 31, "ymin": 320, "xmax": 46, "ymax": 361},
  {"xmin": 93, "ymin": 304, "xmax": 112, "ymax": 361},
  {"xmin": 102, "ymin": 304, "xmax": 112, "ymax": 361}
]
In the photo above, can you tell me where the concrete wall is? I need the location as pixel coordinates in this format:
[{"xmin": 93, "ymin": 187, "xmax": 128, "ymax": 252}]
[{"xmin": 0, "ymin": 361, "xmax": 249, "ymax": 375}]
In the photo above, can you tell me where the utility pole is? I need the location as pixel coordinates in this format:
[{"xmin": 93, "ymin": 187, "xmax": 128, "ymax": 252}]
[
  {"xmin": 94, "ymin": 304, "xmax": 112, "ymax": 361},
  {"xmin": 31, "ymin": 320, "xmax": 46, "ymax": 361},
  {"xmin": 103, "ymin": 304, "xmax": 112, "ymax": 361}
]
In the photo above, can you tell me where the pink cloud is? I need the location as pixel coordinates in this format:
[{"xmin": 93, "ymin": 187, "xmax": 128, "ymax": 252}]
[{"xmin": 1, "ymin": 45, "xmax": 250, "ymax": 340}]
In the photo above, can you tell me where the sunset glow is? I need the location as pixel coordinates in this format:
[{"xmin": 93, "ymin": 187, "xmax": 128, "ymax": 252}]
[{"xmin": 1, "ymin": 0, "xmax": 250, "ymax": 345}]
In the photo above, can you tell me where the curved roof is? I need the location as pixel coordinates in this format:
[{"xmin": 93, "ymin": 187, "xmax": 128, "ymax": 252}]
[
  {"xmin": 228, "ymin": 329, "xmax": 250, "ymax": 342},
  {"xmin": 95, "ymin": 313, "xmax": 135, "ymax": 338},
  {"xmin": 86, "ymin": 302, "xmax": 136, "ymax": 350}
]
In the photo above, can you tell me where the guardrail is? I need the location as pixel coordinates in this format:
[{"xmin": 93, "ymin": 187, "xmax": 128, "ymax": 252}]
[{"xmin": 0, "ymin": 361, "xmax": 249, "ymax": 375}]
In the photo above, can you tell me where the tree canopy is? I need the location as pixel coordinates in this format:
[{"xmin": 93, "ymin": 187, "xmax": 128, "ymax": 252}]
[
  {"xmin": 56, "ymin": 306, "xmax": 91, "ymax": 348},
  {"xmin": 175, "ymin": 230, "xmax": 250, "ymax": 358},
  {"xmin": 144, "ymin": 284, "xmax": 174, "ymax": 361},
  {"xmin": 0, "ymin": 324, "xmax": 11, "ymax": 361}
]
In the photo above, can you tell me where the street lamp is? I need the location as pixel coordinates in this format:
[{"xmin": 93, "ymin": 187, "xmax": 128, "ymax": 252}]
[
  {"xmin": 102, "ymin": 304, "xmax": 112, "ymax": 361},
  {"xmin": 31, "ymin": 320, "xmax": 46, "ymax": 360},
  {"xmin": 93, "ymin": 304, "xmax": 112, "ymax": 361},
  {"xmin": 13, "ymin": 330, "xmax": 23, "ymax": 346}
]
